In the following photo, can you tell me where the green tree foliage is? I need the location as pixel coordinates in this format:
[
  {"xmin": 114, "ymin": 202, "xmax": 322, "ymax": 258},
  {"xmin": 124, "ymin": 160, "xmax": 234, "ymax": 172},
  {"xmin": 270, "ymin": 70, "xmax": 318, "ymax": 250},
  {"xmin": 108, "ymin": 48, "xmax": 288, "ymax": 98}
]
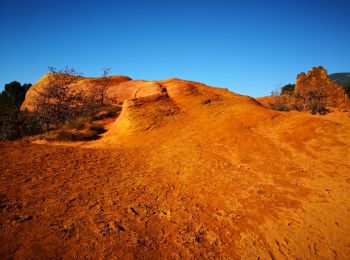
[
  {"xmin": 0, "ymin": 81, "xmax": 32, "ymax": 114},
  {"xmin": 342, "ymin": 82, "xmax": 350, "ymax": 98},
  {"xmin": 1, "ymin": 67, "xmax": 117, "ymax": 140},
  {"xmin": 281, "ymin": 83, "xmax": 295, "ymax": 95},
  {"xmin": 0, "ymin": 81, "xmax": 46, "ymax": 140},
  {"xmin": 0, "ymin": 111, "xmax": 47, "ymax": 140}
]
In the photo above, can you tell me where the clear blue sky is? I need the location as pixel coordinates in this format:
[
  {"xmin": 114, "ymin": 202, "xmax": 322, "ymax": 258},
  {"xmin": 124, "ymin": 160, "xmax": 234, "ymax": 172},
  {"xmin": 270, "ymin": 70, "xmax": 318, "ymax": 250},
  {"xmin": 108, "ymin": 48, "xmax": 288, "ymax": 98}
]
[{"xmin": 0, "ymin": 0, "xmax": 349, "ymax": 97}]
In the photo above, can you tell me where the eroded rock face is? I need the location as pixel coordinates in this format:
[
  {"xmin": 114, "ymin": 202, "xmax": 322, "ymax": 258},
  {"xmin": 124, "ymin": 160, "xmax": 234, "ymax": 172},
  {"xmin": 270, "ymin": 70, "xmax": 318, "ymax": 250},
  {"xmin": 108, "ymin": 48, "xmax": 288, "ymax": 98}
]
[
  {"xmin": 295, "ymin": 66, "xmax": 350, "ymax": 108},
  {"xmin": 21, "ymin": 75, "xmax": 210, "ymax": 112},
  {"xmin": 21, "ymin": 74, "xmax": 134, "ymax": 111},
  {"xmin": 21, "ymin": 75, "xmax": 176, "ymax": 112},
  {"xmin": 256, "ymin": 66, "xmax": 350, "ymax": 110}
]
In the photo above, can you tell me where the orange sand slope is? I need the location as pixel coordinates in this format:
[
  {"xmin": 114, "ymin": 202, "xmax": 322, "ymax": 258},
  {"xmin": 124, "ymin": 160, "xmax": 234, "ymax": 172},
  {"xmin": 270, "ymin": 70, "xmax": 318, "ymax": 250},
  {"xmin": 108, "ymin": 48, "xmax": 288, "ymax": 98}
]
[{"xmin": 1, "ymin": 78, "xmax": 350, "ymax": 258}]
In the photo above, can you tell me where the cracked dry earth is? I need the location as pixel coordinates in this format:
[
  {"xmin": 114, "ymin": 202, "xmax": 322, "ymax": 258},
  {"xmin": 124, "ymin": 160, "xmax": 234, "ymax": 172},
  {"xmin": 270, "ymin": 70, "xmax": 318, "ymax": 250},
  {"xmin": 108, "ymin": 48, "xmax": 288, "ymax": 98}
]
[
  {"xmin": 1, "ymin": 80, "xmax": 350, "ymax": 258},
  {"xmin": 1, "ymin": 131, "xmax": 350, "ymax": 259}
]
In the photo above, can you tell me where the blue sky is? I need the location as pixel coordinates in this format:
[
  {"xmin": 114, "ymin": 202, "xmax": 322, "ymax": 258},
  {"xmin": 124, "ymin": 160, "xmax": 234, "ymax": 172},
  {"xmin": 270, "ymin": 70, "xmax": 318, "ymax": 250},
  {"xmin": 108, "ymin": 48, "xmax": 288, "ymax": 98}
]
[{"xmin": 0, "ymin": 0, "xmax": 349, "ymax": 97}]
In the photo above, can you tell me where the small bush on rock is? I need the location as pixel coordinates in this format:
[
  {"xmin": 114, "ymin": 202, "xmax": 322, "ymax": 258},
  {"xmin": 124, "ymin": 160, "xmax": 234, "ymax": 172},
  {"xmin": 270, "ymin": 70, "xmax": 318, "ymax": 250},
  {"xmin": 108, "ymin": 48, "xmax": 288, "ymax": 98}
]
[{"xmin": 271, "ymin": 85, "xmax": 328, "ymax": 115}]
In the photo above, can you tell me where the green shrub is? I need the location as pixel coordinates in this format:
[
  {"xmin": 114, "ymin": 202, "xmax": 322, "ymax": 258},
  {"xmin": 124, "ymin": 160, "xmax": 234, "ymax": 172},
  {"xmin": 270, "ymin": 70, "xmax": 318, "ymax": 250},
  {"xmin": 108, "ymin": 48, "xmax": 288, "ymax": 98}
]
[
  {"xmin": 0, "ymin": 67, "xmax": 122, "ymax": 140},
  {"xmin": 0, "ymin": 81, "xmax": 31, "ymax": 115},
  {"xmin": 281, "ymin": 84, "xmax": 295, "ymax": 95},
  {"xmin": 342, "ymin": 83, "xmax": 350, "ymax": 98},
  {"xmin": 0, "ymin": 111, "xmax": 47, "ymax": 140},
  {"xmin": 270, "ymin": 94, "xmax": 290, "ymax": 112},
  {"xmin": 272, "ymin": 106, "xmax": 289, "ymax": 111}
]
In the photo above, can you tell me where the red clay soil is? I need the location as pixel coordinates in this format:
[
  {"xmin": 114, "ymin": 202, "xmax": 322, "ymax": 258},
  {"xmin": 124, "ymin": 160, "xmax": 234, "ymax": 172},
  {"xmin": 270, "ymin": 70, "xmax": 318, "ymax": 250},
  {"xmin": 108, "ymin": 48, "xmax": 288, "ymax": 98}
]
[{"xmin": 1, "ymin": 78, "xmax": 350, "ymax": 258}]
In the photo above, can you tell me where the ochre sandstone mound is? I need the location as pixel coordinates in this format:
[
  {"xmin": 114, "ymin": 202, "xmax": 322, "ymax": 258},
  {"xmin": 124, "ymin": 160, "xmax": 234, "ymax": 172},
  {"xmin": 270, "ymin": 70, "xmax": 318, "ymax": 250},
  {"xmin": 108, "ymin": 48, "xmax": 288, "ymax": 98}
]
[
  {"xmin": 255, "ymin": 95, "xmax": 277, "ymax": 109},
  {"xmin": 1, "ymin": 75, "xmax": 350, "ymax": 258},
  {"xmin": 21, "ymin": 74, "xmax": 133, "ymax": 111}
]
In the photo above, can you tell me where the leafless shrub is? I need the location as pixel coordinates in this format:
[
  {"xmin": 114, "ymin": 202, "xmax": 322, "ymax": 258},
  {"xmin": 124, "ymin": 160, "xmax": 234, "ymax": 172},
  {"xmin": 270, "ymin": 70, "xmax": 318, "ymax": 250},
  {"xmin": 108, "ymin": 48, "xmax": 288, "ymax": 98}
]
[
  {"xmin": 94, "ymin": 67, "xmax": 112, "ymax": 105},
  {"xmin": 270, "ymin": 94, "xmax": 290, "ymax": 111},
  {"xmin": 271, "ymin": 85, "xmax": 329, "ymax": 114},
  {"xmin": 302, "ymin": 87, "xmax": 328, "ymax": 114},
  {"xmin": 34, "ymin": 67, "xmax": 100, "ymax": 127}
]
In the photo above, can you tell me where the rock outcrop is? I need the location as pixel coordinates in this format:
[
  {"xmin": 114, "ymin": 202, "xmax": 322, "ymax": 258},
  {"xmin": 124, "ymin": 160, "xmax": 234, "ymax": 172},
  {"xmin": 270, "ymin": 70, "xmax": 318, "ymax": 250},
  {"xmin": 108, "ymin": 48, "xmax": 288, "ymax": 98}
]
[
  {"xmin": 21, "ymin": 74, "xmax": 170, "ymax": 111},
  {"xmin": 257, "ymin": 66, "xmax": 350, "ymax": 109},
  {"xmin": 295, "ymin": 66, "xmax": 350, "ymax": 108}
]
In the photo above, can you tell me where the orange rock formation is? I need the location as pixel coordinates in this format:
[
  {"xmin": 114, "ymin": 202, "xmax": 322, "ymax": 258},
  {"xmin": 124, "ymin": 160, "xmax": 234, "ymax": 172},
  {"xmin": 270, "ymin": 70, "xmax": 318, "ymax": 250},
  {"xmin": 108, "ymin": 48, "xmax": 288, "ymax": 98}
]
[
  {"xmin": 1, "ymin": 75, "xmax": 350, "ymax": 258},
  {"xmin": 21, "ymin": 74, "xmax": 133, "ymax": 111},
  {"xmin": 296, "ymin": 66, "xmax": 350, "ymax": 108},
  {"xmin": 257, "ymin": 66, "xmax": 350, "ymax": 109}
]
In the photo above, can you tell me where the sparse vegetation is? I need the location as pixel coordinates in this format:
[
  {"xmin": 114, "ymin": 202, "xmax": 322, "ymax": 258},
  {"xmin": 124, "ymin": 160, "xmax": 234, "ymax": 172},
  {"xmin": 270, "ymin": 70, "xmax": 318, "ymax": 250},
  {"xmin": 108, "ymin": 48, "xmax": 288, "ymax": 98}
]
[
  {"xmin": 62, "ymin": 116, "xmax": 92, "ymax": 130},
  {"xmin": 34, "ymin": 67, "xmax": 100, "ymax": 126},
  {"xmin": 271, "ymin": 85, "xmax": 328, "ymax": 114},
  {"xmin": 343, "ymin": 82, "xmax": 350, "ymax": 98},
  {"xmin": 270, "ymin": 87, "xmax": 290, "ymax": 111},
  {"xmin": 0, "ymin": 81, "xmax": 37, "ymax": 140},
  {"xmin": 299, "ymin": 87, "xmax": 328, "ymax": 114},
  {"xmin": 31, "ymin": 66, "xmax": 119, "ymax": 141},
  {"xmin": 0, "ymin": 81, "xmax": 31, "ymax": 115},
  {"xmin": 0, "ymin": 67, "xmax": 120, "ymax": 140},
  {"xmin": 92, "ymin": 105, "xmax": 122, "ymax": 120},
  {"xmin": 0, "ymin": 111, "xmax": 47, "ymax": 140},
  {"xmin": 95, "ymin": 68, "xmax": 112, "ymax": 105},
  {"xmin": 281, "ymin": 83, "xmax": 295, "ymax": 95}
]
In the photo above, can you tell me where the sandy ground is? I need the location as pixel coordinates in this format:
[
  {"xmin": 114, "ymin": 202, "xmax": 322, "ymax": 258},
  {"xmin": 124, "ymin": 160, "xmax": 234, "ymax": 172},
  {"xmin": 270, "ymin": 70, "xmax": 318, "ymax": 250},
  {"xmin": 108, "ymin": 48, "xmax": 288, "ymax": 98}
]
[{"xmin": 1, "ymin": 80, "xmax": 350, "ymax": 258}]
